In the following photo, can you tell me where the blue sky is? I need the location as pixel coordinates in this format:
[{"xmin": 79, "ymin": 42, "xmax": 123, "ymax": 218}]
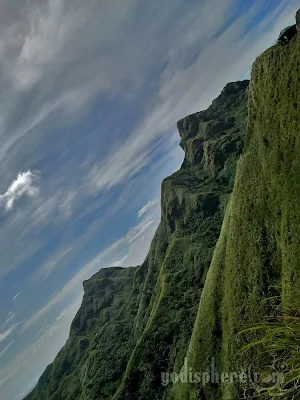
[{"xmin": 0, "ymin": 1, "xmax": 298, "ymax": 399}]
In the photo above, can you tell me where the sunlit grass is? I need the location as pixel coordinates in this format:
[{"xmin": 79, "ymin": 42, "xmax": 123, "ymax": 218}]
[{"xmin": 240, "ymin": 298, "xmax": 300, "ymax": 399}]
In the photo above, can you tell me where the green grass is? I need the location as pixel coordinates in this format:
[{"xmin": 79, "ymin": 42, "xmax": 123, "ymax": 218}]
[
  {"xmin": 173, "ymin": 33, "xmax": 300, "ymax": 400},
  {"xmin": 239, "ymin": 303, "xmax": 300, "ymax": 399}
]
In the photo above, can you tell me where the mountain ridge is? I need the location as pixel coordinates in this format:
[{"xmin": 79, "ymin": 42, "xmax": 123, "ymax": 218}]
[{"xmin": 25, "ymin": 80, "xmax": 249, "ymax": 400}]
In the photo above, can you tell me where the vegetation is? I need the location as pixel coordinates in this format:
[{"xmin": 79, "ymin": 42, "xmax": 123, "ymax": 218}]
[
  {"xmin": 172, "ymin": 29, "xmax": 300, "ymax": 400},
  {"xmin": 240, "ymin": 303, "xmax": 300, "ymax": 399},
  {"xmin": 25, "ymin": 266, "xmax": 142, "ymax": 399},
  {"xmin": 25, "ymin": 80, "xmax": 249, "ymax": 400}
]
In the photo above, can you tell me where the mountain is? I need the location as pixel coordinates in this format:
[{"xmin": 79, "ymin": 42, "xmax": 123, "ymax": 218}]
[
  {"xmin": 25, "ymin": 80, "xmax": 249, "ymax": 400},
  {"xmin": 173, "ymin": 23, "xmax": 300, "ymax": 400}
]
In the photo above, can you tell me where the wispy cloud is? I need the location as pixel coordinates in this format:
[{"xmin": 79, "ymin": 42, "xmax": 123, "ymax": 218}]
[
  {"xmin": 4, "ymin": 312, "xmax": 15, "ymax": 326},
  {"xmin": 0, "ymin": 342, "xmax": 14, "ymax": 360},
  {"xmin": 0, "ymin": 323, "xmax": 19, "ymax": 344},
  {"xmin": 126, "ymin": 220, "xmax": 155, "ymax": 244},
  {"xmin": 31, "ymin": 244, "xmax": 75, "ymax": 285},
  {"xmin": 58, "ymin": 191, "xmax": 76, "ymax": 219},
  {"xmin": 20, "ymin": 240, "xmax": 123, "ymax": 333},
  {"xmin": 55, "ymin": 308, "xmax": 71, "ymax": 322},
  {"xmin": 21, "ymin": 213, "xmax": 158, "ymax": 333},
  {"xmin": 0, "ymin": 171, "xmax": 39, "ymax": 211},
  {"xmin": 13, "ymin": 292, "xmax": 20, "ymax": 301},
  {"xmin": 111, "ymin": 255, "xmax": 129, "ymax": 267},
  {"xmin": 0, "ymin": 297, "xmax": 82, "ymax": 399},
  {"xmin": 137, "ymin": 199, "xmax": 157, "ymax": 218},
  {"xmin": 87, "ymin": 0, "xmax": 298, "ymax": 196}
]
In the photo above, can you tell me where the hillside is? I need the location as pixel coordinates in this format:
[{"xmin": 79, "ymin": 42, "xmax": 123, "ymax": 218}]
[
  {"xmin": 173, "ymin": 24, "xmax": 300, "ymax": 400},
  {"xmin": 25, "ymin": 80, "xmax": 249, "ymax": 400}
]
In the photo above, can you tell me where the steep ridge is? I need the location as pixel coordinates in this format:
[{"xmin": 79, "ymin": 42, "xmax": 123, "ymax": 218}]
[
  {"xmin": 173, "ymin": 28, "xmax": 300, "ymax": 400},
  {"xmin": 25, "ymin": 81, "xmax": 248, "ymax": 400},
  {"xmin": 113, "ymin": 81, "xmax": 249, "ymax": 400}
]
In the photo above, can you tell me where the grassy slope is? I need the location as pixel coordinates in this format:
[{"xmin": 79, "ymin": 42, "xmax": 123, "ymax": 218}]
[
  {"xmin": 113, "ymin": 81, "xmax": 249, "ymax": 400},
  {"xmin": 172, "ymin": 34, "xmax": 300, "ymax": 400},
  {"xmin": 25, "ymin": 81, "xmax": 248, "ymax": 400}
]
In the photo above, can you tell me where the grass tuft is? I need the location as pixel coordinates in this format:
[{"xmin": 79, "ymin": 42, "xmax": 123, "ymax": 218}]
[{"xmin": 239, "ymin": 303, "xmax": 300, "ymax": 399}]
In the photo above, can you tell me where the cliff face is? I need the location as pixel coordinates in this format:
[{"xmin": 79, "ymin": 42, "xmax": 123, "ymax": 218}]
[
  {"xmin": 25, "ymin": 81, "xmax": 248, "ymax": 400},
  {"xmin": 113, "ymin": 81, "xmax": 248, "ymax": 400},
  {"xmin": 173, "ymin": 29, "xmax": 300, "ymax": 400}
]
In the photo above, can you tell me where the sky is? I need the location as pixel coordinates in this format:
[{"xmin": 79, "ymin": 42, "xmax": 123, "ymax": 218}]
[{"xmin": 0, "ymin": 1, "xmax": 298, "ymax": 399}]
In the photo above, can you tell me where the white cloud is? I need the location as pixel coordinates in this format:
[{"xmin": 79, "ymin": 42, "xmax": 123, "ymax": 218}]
[
  {"xmin": 4, "ymin": 312, "xmax": 15, "ymax": 326},
  {"xmin": 13, "ymin": 292, "xmax": 20, "ymax": 301},
  {"xmin": 126, "ymin": 219, "xmax": 155, "ymax": 245},
  {"xmin": 0, "ymin": 342, "xmax": 14, "ymax": 360},
  {"xmin": 59, "ymin": 190, "xmax": 76, "ymax": 219},
  {"xmin": 111, "ymin": 255, "xmax": 129, "ymax": 267},
  {"xmin": 15, "ymin": 0, "xmax": 66, "ymax": 90},
  {"xmin": 111, "ymin": 219, "xmax": 159, "ymax": 268},
  {"xmin": 55, "ymin": 308, "xmax": 71, "ymax": 322},
  {"xmin": 0, "ymin": 323, "xmax": 19, "ymax": 344},
  {"xmin": 0, "ymin": 171, "xmax": 39, "ymax": 211},
  {"xmin": 137, "ymin": 199, "xmax": 157, "ymax": 218}
]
